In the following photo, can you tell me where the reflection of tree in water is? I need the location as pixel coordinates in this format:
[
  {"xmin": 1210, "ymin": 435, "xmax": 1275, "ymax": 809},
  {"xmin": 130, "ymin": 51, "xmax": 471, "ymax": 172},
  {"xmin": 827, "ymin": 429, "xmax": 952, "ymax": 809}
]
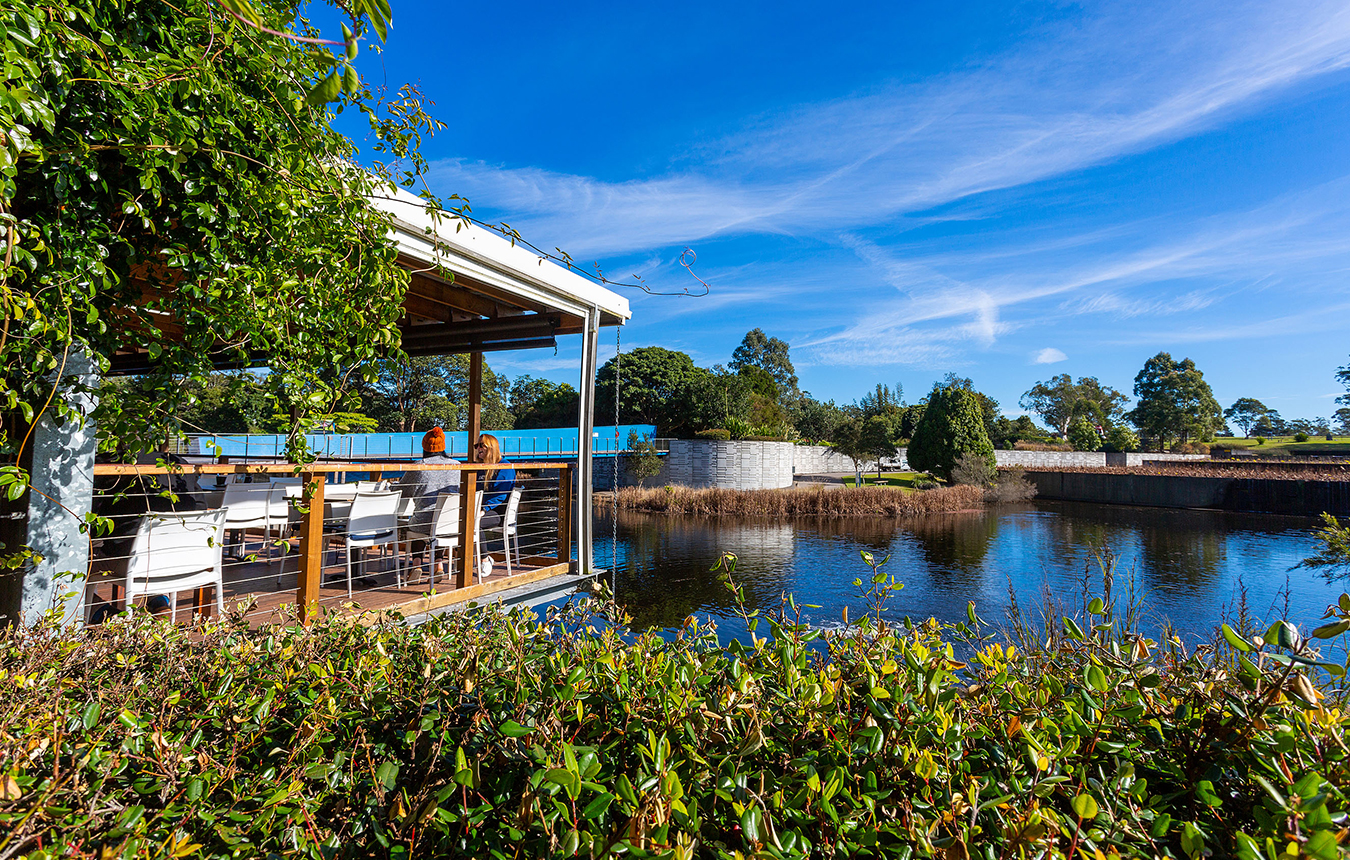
[
  {"xmin": 902, "ymin": 512, "xmax": 999, "ymax": 586},
  {"xmin": 1047, "ymin": 502, "xmax": 1226, "ymax": 588},
  {"xmin": 797, "ymin": 517, "xmax": 899, "ymax": 551},
  {"xmin": 1135, "ymin": 514, "xmax": 1225, "ymax": 588},
  {"xmin": 607, "ymin": 511, "xmax": 798, "ymax": 629}
]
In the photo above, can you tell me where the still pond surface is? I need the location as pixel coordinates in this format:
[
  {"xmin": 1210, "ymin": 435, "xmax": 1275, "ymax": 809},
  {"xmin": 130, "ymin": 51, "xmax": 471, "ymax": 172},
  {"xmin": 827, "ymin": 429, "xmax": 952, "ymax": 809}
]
[{"xmin": 591, "ymin": 501, "xmax": 1338, "ymax": 644}]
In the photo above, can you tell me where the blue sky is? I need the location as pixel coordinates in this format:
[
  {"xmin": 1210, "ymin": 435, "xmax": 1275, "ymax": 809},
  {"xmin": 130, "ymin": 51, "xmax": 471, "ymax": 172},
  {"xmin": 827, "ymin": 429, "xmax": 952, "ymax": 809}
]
[{"xmin": 348, "ymin": 0, "xmax": 1350, "ymax": 423}]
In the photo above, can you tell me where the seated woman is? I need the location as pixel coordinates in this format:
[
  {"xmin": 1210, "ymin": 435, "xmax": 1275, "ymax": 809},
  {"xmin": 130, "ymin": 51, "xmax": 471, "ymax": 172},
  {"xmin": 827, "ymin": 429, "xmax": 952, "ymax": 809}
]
[{"xmin": 475, "ymin": 434, "xmax": 516, "ymax": 565}]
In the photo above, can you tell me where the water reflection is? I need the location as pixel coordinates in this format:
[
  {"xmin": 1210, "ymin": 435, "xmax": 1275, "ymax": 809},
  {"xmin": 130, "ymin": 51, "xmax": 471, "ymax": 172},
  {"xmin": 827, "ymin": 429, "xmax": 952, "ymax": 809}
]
[{"xmin": 597, "ymin": 501, "xmax": 1329, "ymax": 643}]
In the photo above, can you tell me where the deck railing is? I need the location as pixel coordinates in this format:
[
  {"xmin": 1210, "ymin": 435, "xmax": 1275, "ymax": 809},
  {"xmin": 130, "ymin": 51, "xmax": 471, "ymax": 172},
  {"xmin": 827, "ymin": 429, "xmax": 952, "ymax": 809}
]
[{"xmin": 85, "ymin": 460, "xmax": 575, "ymax": 626}]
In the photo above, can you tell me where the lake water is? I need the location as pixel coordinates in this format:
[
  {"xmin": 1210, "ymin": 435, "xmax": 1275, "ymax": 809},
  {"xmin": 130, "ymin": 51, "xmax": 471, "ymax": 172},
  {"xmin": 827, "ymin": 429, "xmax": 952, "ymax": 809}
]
[{"xmin": 591, "ymin": 501, "xmax": 1340, "ymax": 644}]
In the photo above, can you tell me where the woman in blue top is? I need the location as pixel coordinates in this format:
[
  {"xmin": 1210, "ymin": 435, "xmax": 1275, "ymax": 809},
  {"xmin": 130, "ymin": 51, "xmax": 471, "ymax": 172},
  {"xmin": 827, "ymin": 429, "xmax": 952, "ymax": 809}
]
[{"xmin": 476, "ymin": 434, "xmax": 516, "ymax": 533}]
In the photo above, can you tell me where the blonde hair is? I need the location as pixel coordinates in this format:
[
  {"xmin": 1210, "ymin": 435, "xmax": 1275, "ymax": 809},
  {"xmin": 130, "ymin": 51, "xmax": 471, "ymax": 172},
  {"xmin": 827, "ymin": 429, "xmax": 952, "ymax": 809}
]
[{"xmin": 477, "ymin": 434, "xmax": 502, "ymax": 481}]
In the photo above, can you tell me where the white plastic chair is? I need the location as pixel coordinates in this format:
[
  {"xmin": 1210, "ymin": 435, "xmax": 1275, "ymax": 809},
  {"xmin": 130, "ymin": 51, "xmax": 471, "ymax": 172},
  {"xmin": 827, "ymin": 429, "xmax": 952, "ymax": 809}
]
[
  {"xmin": 221, "ymin": 481, "xmax": 285, "ymax": 560},
  {"xmin": 343, "ymin": 490, "xmax": 402, "ymax": 598},
  {"xmin": 355, "ymin": 479, "xmax": 389, "ymax": 492},
  {"xmin": 123, "ymin": 509, "xmax": 228, "ymax": 620},
  {"xmin": 476, "ymin": 487, "xmax": 522, "ymax": 580},
  {"xmin": 403, "ymin": 492, "xmax": 460, "ymax": 585}
]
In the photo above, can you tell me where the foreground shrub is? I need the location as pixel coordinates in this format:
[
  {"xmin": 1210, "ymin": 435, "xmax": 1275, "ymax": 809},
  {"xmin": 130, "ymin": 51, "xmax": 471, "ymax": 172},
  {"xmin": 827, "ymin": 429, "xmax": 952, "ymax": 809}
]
[
  {"xmin": 613, "ymin": 484, "xmax": 984, "ymax": 517},
  {"xmin": 987, "ymin": 467, "xmax": 1038, "ymax": 502},
  {"xmin": 3, "ymin": 577, "xmax": 1349, "ymax": 859},
  {"xmin": 950, "ymin": 451, "xmax": 995, "ymax": 487}
]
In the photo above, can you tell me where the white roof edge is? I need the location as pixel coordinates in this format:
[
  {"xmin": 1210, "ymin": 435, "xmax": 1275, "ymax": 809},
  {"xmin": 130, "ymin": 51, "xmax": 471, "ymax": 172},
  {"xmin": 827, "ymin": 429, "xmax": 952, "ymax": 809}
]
[{"xmin": 371, "ymin": 186, "xmax": 631, "ymax": 322}]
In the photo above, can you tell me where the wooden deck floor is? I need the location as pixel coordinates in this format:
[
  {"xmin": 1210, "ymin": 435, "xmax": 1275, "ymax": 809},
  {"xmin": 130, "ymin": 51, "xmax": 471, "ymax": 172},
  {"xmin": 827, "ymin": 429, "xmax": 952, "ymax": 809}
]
[{"xmin": 86, "ymin": 535, "xmax": 573, "ymax": 625}]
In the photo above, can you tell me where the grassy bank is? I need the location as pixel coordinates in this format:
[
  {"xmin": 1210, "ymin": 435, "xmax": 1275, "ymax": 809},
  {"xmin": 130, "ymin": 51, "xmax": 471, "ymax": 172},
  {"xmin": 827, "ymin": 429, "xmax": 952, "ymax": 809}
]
[
  {"xmin": 3, "ymin": 583, "xmax": 1349, "ymax": 858},
  {"xmin": 842, "ymin": 471, "xmax": 930, "ymax": 490},
  {"xmin": 612, "ymin": 483, "xmax": 984, "ymax": 517},
  {"xmin": 1217, "ymin": 436, "xmax": 1350, "ymax": 456}
]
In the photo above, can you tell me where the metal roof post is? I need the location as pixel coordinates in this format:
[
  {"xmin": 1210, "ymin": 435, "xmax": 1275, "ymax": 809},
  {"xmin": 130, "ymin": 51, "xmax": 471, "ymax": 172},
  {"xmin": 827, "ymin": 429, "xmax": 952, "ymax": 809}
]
[{"xmin": 575, "ymin": 306, "xmax": 601, "ymax": 575}]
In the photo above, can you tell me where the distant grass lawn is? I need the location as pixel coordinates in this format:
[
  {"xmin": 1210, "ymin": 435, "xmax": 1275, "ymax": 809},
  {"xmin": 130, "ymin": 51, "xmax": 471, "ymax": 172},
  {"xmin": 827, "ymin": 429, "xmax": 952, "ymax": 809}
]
[
  {"xmin": 1215, "ymin": 436, "xmax": 1350, "ymax": 455},
  {"xmin": 843, "ymin": 471, "xmax": 931, "ymax": 490}
]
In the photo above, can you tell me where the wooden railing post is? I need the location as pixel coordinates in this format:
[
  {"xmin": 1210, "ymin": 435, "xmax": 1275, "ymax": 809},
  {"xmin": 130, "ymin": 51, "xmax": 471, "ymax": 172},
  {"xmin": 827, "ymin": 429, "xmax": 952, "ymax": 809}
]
[
  {"xmin": 297, "ymin": 472, "xmax": 326, "ymax": 623},
  {"xmin": 456, "ymin": 469, "xmax": 477, "ymax": 589},
  {"xmin": 557, "ymin": 465, "xmax": 573, "ymax": 573}
]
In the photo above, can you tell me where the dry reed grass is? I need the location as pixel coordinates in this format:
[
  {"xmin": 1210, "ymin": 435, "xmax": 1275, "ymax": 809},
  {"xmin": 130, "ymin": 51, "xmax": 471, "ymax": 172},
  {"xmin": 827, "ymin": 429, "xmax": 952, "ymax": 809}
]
[{"xmin": 611, "ymin": 483, "xmax": 985, "ymax": 517}]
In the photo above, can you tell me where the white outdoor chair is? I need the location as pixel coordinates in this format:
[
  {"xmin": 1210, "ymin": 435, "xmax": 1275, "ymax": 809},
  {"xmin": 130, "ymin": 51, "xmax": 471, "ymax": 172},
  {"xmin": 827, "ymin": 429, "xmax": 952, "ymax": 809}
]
[
  {"xmin": 342, "ymin": 490, "xmax": 402, "ymax": 598},
  {"xmin": 403, "ymin": 492, "xmax": 460, "ymax": 585},
  {"xmin": 221, "ymin": 481, "xmax": 286, "ymax": 561},
  {"xmin": 476, "ymin": 487, "xmax": 522, "ymax": 580},
  {"xmin": 355, "ymin": 479, "xmax": 389, "ymax": 492},
  {"xmin": 123, "ymin": 509, "xmax": 228, "ymax": 620}
]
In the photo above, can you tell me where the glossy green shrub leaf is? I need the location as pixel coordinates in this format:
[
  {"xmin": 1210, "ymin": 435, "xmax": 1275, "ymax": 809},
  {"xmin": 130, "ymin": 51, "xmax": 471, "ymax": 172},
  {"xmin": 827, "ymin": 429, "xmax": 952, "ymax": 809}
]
[
  {"xmin": 1310, "ymin": 619, "xmax": 1350, "ymax": 639},
  {"xmin": 1071, "ymin": 794, "xmax": 1099, "ymax": 819},
  {"xmin": 1222, "ymin": 623, "xmax": 1253, "ymax": 652}
]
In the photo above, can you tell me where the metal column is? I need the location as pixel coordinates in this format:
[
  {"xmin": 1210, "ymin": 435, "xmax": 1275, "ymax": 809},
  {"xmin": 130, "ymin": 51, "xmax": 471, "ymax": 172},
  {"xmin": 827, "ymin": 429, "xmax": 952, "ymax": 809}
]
[{"xmin": 575, "ymin": 306, "xmax": 601, "ymax": 574}]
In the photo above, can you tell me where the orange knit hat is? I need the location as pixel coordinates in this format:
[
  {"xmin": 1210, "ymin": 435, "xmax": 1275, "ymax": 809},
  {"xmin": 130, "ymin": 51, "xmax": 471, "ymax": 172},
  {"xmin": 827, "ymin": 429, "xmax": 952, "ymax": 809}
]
[{"xmin": 422, "ymin": 426, "xmax": 445, "ymax": 453}]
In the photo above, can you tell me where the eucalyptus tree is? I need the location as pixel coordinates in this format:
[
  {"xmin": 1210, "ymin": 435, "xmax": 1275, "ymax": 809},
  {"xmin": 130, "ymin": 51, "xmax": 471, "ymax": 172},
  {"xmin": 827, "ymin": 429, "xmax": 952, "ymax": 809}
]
[
  {"xmin": 1224, "ymin": 398, "xmax": 1269, "ymax": 438},
  {"xmin": 1127, "ymin": 353, "xmax": 1222, "ymax": 450}
]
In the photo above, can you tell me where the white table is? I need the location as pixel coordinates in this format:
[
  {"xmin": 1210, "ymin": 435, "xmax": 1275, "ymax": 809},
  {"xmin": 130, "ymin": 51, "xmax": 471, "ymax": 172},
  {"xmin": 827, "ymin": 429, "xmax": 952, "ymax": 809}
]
[{"xmin": 282, "ymin": 483, "xmax": 416, "ymax": 521}]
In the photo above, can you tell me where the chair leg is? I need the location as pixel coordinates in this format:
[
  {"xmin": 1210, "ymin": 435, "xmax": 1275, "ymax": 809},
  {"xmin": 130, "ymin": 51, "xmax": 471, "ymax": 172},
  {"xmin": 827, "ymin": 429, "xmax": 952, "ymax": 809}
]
[
  {"xmin": 346, "ymin": 543, "xmax": 353, "ymax": 599},
  {"xmin": 504, "ymin": 531, "xmax": 512, "ymax": 577}
]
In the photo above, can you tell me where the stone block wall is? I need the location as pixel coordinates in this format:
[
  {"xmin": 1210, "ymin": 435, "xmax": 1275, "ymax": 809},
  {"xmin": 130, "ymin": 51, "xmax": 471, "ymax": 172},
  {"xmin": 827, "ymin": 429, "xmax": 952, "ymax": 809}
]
[
  {"xmin": 659, "ymin": 439, "xmax": 796, "ymax": 490},
  {"xmin": 994, "ymin": 451, "xmax": 1210, "ymax": 468}
]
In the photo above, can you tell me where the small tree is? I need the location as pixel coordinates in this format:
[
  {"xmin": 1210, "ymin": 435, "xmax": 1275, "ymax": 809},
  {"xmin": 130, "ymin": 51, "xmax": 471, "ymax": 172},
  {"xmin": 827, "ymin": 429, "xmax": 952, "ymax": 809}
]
[
  {"xmin": 1105, "ymin": 425, "xmax": 1139, "ymax": 453},
  {"xmin": 860, "ymin": 415, "xmax": 899, "ymax": 483},
  {"xmin": 828, "ymin": 419, "xmax": 869, "ymax": 486},
  {"xmin": 1068, "ymin": 416, "xmax": 1102, "ymax": 452},
  {"xmin": 907, "ymin": 384, "xmax": 996, "ymax": 481},
  {"xmin": 1224, "ymin": 398, "xmax": 1269, "ymax": 438},
  {"xmin": 623, "ymin": 431, "xmax": 664, "ymax": 488}
]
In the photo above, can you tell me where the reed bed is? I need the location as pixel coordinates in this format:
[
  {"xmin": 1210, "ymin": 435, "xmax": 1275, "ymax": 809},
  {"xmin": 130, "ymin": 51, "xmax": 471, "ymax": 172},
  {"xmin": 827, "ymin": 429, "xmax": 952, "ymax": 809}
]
[{"xmin": 611, "ymin": 483, "xmax": 985, "ymax": 517}]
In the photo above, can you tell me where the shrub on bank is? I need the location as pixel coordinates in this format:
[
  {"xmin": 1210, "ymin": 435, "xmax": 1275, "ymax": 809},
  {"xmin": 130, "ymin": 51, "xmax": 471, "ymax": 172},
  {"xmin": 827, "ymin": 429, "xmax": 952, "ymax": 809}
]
[
  {"xmin": 613, "ymin": 484, "xmax": 984, "ymax": 517},
  {"xmin": 695, "ymin": 428, "xmax": 732, "ymax": 441},
  {"xmin": 3, "ymin": 580, "xmax": 1349, "ymax": 859}
]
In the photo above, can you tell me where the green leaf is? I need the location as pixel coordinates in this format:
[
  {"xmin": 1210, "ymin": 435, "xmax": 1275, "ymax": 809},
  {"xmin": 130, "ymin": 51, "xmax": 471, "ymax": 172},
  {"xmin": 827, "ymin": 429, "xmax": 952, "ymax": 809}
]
[
  {"xmin": 1222, "ymin": 623, "xmax": 1253, "ymax": 652},
  {"xmin": 1071, "ymin": 793, "xmax": 1099, "ymax": 819},
  {"xmin": 343, "ymin": 65, "xmax": 359, "ymax": 95},
  {"xmin": 1310, "ymin": 619, "xmax": 1350, "ymax": 639},
  {"xmin": 740, "ymin": 806, "xmax": 762, "ymax": 844},
  {"xmin": 582, "ymin": 793, "xmax": 615, "ymax": 819},
  {"xmin": 1084, "ymin": 663, "xmax": 1108, "ymax": 692},
  {"xmin": 1063, "ymin": 617, "xmax": 1085, "ymax": 641},
  {"xmin": 1305, "ymin": 830, "xmax": 1340, "ymax": 860},
  {"xmin": 1087, "ymin": 597, "xmax": 1104, "ymax": 615},
  {"xmin": 499, "ymin": 720, "xmax": 531, "ymax": 737},
  {"xmin": 306, "ymin": 71, "xmax": 343, "ymax": 106},
  {"xmin": 375, "ymin": 761, "xmax": 399, "ymax": 789},
  {"xmin": 81, "ymin": 700, "xmax": 101, "ymax": 729},
  {"xmin": 1180, "ymin": 822, "xmax": 1205, "ymax": 859}
]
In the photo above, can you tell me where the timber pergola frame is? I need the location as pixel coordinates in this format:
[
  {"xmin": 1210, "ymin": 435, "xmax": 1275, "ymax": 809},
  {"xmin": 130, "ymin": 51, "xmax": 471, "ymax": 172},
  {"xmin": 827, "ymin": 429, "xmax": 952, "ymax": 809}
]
[{"xmin": 102, "ymin": 184, "xmax": 630, "ymax": 583}]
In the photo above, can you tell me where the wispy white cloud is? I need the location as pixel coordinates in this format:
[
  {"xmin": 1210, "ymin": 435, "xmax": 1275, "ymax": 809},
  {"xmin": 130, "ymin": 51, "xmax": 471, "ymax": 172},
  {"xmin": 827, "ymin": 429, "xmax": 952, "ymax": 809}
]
[
  {"xmin": 429, "ymin": 1, "xmax": 1350, "ymax": 255},
  {"xmin": 788, "ymin": 173, "xmax": 1350, "ymax": 364},
  {"xmin": 1035, "ymin": 348, "xmax": 1068, "ymax": 364}
]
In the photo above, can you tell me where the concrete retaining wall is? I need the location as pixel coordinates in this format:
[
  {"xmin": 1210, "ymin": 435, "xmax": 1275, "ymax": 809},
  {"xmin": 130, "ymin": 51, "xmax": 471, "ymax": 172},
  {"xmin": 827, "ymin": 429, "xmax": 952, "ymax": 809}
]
[
  {"xmin": 1024, "ymin": 470, "xmax": 1350, "ymax": 516},
  {"xmin": 994, "ymin": 451, "xmax": 1209, "ymax": 468},
  {"xmin": 660, "ymin": 439, "xmax": 796, "ymax": 490},
  {"xmin": 792, "ymin": 445, "xmax": 910, "ymax": 474}
]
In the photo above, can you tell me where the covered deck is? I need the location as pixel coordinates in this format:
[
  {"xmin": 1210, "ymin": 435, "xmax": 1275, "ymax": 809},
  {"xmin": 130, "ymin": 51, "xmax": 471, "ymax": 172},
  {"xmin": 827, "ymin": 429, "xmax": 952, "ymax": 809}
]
[
  {"xmin": 84, "ymin": 460, "xmax": 580, "ymax": 625},
  {"xmin": 6, "ymin": 186, "xmax": 629, "ymax": 626}
]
